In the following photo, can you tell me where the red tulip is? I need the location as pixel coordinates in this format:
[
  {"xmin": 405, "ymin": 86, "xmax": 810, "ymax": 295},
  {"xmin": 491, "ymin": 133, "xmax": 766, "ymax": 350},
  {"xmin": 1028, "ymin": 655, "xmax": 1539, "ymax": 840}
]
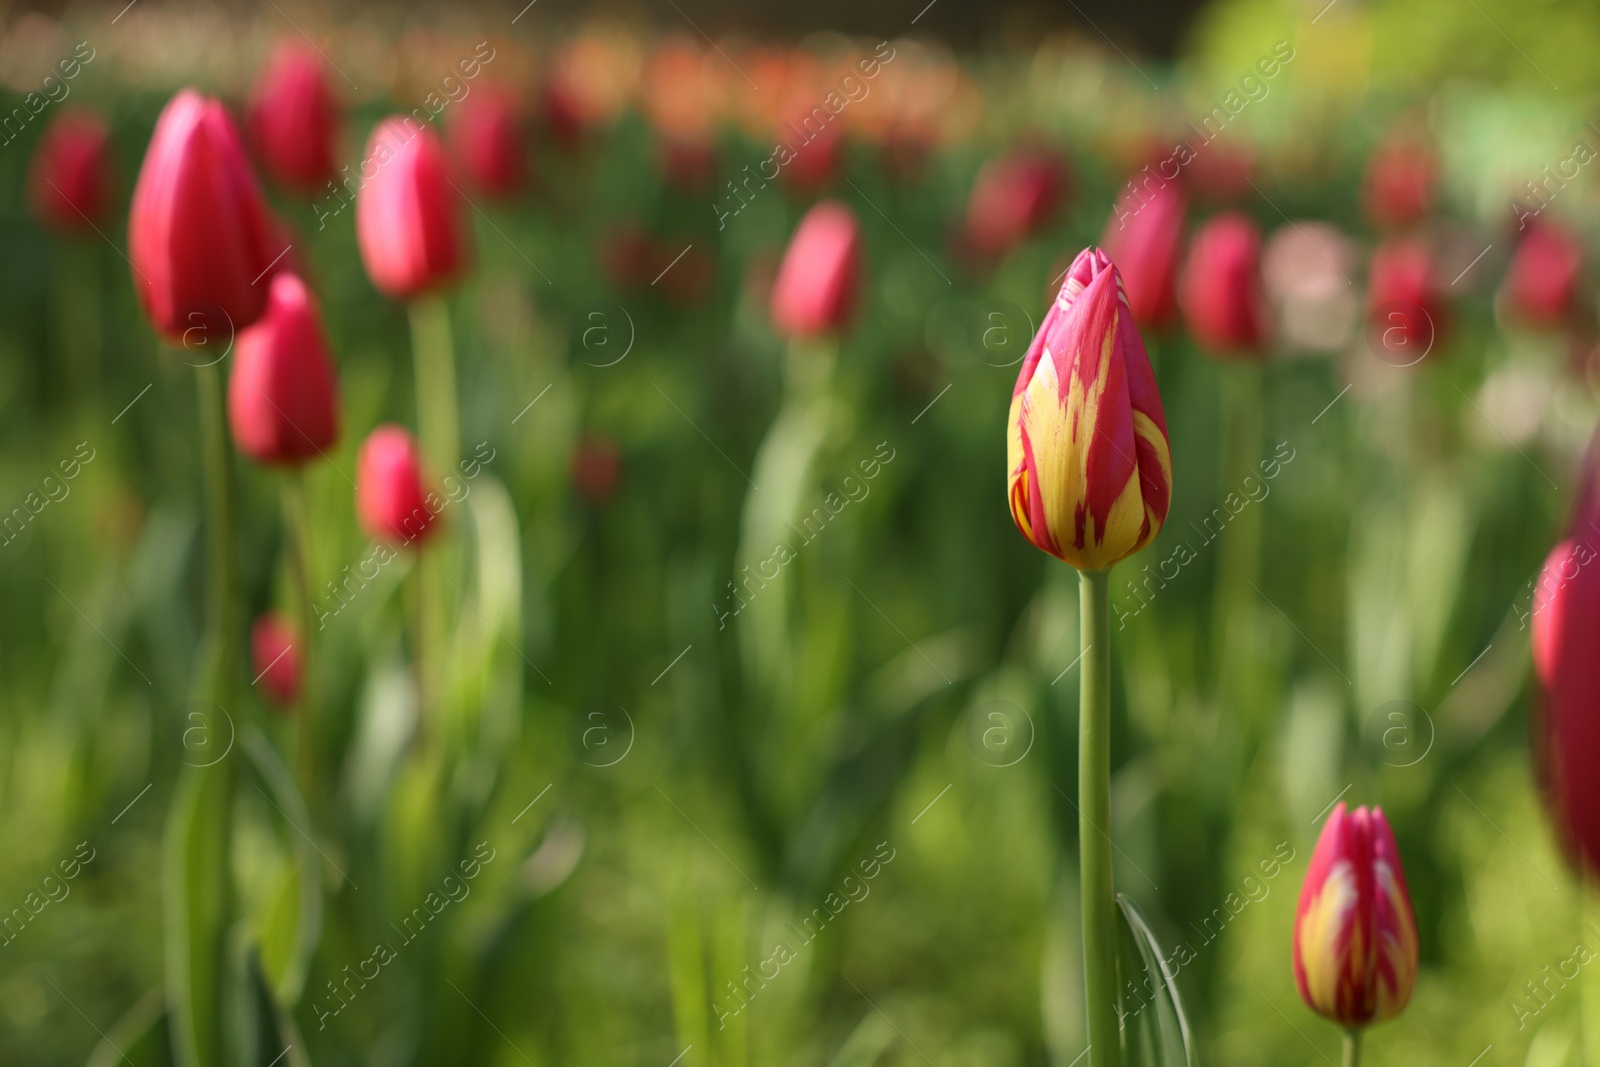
[
  {"xmin": 1292, "ymin": 803, "xmax": 1419, "ymax": 1029},
  {"xmin": 128, "ymin": 90, "xmax": 277, "ymax": 344},
  {"xmin": 770, "ymin": 200, "xmax": 861, "ymax": 338},
  {"xmin": 246, "ymin": 41, "xmax": 338, "ymax": 194},
  {"xmin": 964, "ymin": 151, "xmax": 1068, "ymax": 260},
  {"xmin": 571, "ymin": 435, "xmax": 622, "ymax": 505},
  {"xmin": 1367, "ymin": 236, "xmax": 1445, "ymax": 362},
  {"xmin": 783, "ymin": 122, "xmax": 841, "ymax": 195},
  {"xmin": 448, "ymin": 86, "xmax": 528, "ymax": 199},
  {"xmin": 1363, "ymin": 134, "xmax": 1436, "ymax": 231},
  {"xmin": 1504, "ymin": 220, "xmax": 1584, "ymax": 326},
  {"xmin": 542, "ymin": 80, "xmax": 587, "ymax": 150},
  {"xmin": 1102, "ymin": 177, "xmax": 1186, "ymax": 329},
  {"xmin": 227, "ymin": 272, "xmax": 340, "ymax": 466},
  {"xmin": 356, "ymin": 424, "xmax": 438, "ymax": 546},
  {"xmin": 1180, "ymin": 212, "xmax": 1268, "ymax": 357},
  {"xmin": 29, "ymin": 108, "xmax": 113, "ymax": 235},
  {"xmin": 1006, "ymin": 248, "xmax": 1173, "ymax": 571},
  {"xmin": 252, "ymin": 612, "xmax": 302, "ymax": 707},
  {"xmin": 355, "ymin": 118, "xmax": 471, "ymax": 300}
]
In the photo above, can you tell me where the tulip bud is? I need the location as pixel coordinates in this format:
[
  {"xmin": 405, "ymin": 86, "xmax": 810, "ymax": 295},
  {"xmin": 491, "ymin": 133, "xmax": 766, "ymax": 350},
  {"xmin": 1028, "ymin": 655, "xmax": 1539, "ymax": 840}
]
[
  {"xmin": 783, "ymin": 121, "xmax": 841, "ymax": 195},
  {"xmin": 355, "ymin": 118, "xmax": 471, "ymax": 300},
  {"xmin": 770, "ymin": 200, "xmax": 861, "ymax": 338},
  {"xmin": 129, "ymin": 90, "xmax": 278, "ymax": 343},
  {"xmin": 964, "ymin": 151, "xmax": 1069, "ymax": 261},
  {"xmin": 1006, "ymin": 248, "xmax": 1173, "ymax": 571},
  {"xmin": 227, "ymin": 272, "xmax": 340, "ymax": 466},
  {"xmin": 356, "ymin": 424, "xmax": 438, "ymax": 546},
  {"xmin": 251, "ymin": 612, "xmax": 302, "ymax": 707},
  {"xmin": 1363, "ymin": 134, "xmax": 1436, "ymax": 231},
  {"xmin": 1180, "ymin": 212, "xmax": 1268, "ymax": 357},
  {"xmin": 1102, "ymin": 176, "xmax": 1186, "ymax": 329},
  {"xmin": 448, "ymin": 86, "xmax": 528, "ymax": 200},
  {"xmin": 29, "ymin": 108, "xmax": 114, "ymax": 235},
  {"xmin": 1293, "ymin": 803, "xmax": 1419, "ymax": 1030},
  {"xmin": 571, "ymin": 434, "xmax": 622, "ymax": 505},
  {"xmin": 246, "ymin": 41, "xmax": 339, "ymax": 195},
  {"xmin": 1503, "ymin": 220, "xmax": 1583, "ymax": 326},
  {"xmin": 1367, "ymin": 237, "xmax": 1445, "ymax": 361}
]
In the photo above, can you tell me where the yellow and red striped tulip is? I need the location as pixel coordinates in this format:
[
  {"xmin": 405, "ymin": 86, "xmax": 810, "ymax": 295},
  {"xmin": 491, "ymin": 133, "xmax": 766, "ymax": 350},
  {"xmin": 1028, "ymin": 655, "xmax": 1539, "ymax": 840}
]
[
  {"xmin": 1006, "ymin": 247, "xmax": 1172, "ymax": 571},
  {"xmin": 1293, "ymin": 803, "xmax": 1419, "ymax": 1030}
]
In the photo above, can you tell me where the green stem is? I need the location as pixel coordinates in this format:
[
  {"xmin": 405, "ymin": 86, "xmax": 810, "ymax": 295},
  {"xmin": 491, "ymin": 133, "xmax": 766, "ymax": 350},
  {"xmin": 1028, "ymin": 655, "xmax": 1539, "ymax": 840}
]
[
  {"xmin": 281, "ymin": 471, "xmax": 318, "ymax": 797},
  {"xmin": 1342, "ymin": 1029, "xmax": 1361, "ymax": 1067},
  {"xmin": 1079, "ymin": 567, "xmax": 1120, "ymax": 1067},
  {"xmin": 1584, "ymin": 882, "xmax": 1600, "ymax": 1067},
  {"xmin": 195, "ymin": 362, "xmax": 240, "ymax": 703},
  {"xmin": 409, "ymin": 294, "xmax": 460, "ymax": 478}
]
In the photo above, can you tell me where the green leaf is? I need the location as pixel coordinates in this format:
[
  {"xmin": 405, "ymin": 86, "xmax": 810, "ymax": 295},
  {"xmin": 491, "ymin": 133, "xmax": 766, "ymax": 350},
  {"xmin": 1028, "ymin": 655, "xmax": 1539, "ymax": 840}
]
[
  {"xmin": 243, "ymin": 732, "xmax": 323, "ymax": 1006},
  {"xmin": 1116, "ymin": 893, "xmax": 1197, "ymax": 1067},
  {"xmin": 163, "ymin": 762, "xmax": 233, "ymax": 1067},
  {"xmin": 87, "ymin": 987, "xmax": 171, "ymax": 1067}
]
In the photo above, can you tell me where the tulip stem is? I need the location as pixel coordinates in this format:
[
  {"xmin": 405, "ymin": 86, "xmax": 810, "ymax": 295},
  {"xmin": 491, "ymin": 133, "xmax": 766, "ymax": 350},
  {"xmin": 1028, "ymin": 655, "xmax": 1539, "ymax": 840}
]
[
  {"xmin": 409, "ymin": 294, "xmax": 460, "ymax": 478},
  {"xmin": 195, "ymin": 361, "xmax": 240, "ymax": 702},
  {"xmin": 1079, "ymin": 567, "xmax": 1120, "ymax": 1067},
  {"xmin": 281, "ymin": 471, "xmax": 318, "ymax": 797},
  {"xmin": 1342, "ymin": 1029, "xmax": 1361, "ymax": 1067}
]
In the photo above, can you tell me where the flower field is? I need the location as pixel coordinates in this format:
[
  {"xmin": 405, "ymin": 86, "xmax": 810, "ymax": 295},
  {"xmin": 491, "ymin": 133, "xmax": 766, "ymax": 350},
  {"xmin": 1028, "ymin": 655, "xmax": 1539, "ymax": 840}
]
[{"xmin": 0, "ymin": 2, "xmax": 1598, "ymax": 1065}]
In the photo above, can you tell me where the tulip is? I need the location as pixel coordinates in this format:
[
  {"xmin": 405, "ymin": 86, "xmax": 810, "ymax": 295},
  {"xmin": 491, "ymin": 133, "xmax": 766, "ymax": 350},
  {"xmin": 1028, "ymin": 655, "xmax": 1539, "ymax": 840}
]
[
  {"xmin": 770, "ymin": 200, "xmax": 861, "ymax": 338},
  {"xmin": 448, "ymin": 86, "xmax": 528, "ymax": 199},
  {"xmin": 658, "ymin": 134, "xmax": 717, "ymax": 193},
  {"xmin": 784, "ymin": 122, "xmax": 841, "ymax": 194},
  {"xmin": 128, "ymin": 90, "xmax": 277, "ymax": 343},
  {"xmin": 1102, "ymin": 176, "xmax": 1186, "ymax": 329},
  {"xmin": 964, "ymin": 151, "xmax": 1068, "ymax": 261},
  {"xmin": 356, "ymin": 424, "xmax": 438, "ymax": 546},
  {"xmin": 1366, "ymin": 237, "xmax": 1445, "ymax": 362},
  {"xmin": 227, "ymin": 272, "xmax": 340, "ymax": 466},
  {"xmin": 246, "ymin": 41, "xmax": 338, "ymax": 194},
  {"xmin": 29, "ymin": 108, "xmax": 113, "ymax": 235},
  {"xmin": 1180, "ymin": 212, "xmax": 1268, "ymax": 357},
  {"xmin": 251, "ymin": 612, "xmax": 302, "ymax": 707},
  {"xmin": 1293, "ymin": 802, "xmax": 1419, "ymax": 1036},
  {"xmin": 571, "ymin": 435, "xmax": 622, "ymax": 505},
  {"xmin": 1503, "ymin": 220, "xmax": 1583, "ymax": 326},
  {"xmin": 1006, "ymin": 247, "xmax": 1173, "ymax": 572},
  {"xmin": 355, "ymin": 118, "xmax": 471, "ymax": 300},
  {"xmin": 1363, "ymin": 135, "xmax": 1435, "ymax": 231}
]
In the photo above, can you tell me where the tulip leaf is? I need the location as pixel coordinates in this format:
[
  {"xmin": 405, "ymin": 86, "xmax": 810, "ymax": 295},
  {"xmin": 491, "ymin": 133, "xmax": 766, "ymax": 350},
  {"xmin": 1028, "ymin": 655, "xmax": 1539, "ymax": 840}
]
[
  {"xmin": 162, "ymin": 762, "xmax": 233, "ymax": 1067},
  {"xmin": 243, "ymin": 731, "xmax": 323, "ymax": 1007},
  {"xmin": 1116, "ymin": 892, "xmax": 1197, "ymax": 1067}
]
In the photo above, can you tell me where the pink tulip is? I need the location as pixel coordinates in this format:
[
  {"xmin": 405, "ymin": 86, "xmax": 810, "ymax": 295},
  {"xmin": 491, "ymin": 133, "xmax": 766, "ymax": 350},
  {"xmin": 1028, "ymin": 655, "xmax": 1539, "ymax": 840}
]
[
  {"xmin": 355, "ymin": 118, "xmax": 471, "ymax": 300},
  {"xmin": 770, "ymin": 200, "xmax": 861, "ymax": 338},
  {"xmin": 251, "ymin": 612, "xmax": 302, "ymax": 707},
  {"xmin": 227, "ymin": 272, "xmax": 340, "ymax": 466},
  {"xmin": 246, "ymin": 41, "xmax": 339, "ymax": 195},
  {"xmin": 1367, "ymin": 236, "xmax": 1446, "ymax": 362},
  {"xmin": 448, "ymin": 86, "xmax": 528, "ymax": 200},
  {"xmin": 1180, "ymin": 212, "xmax": 1268, "ymax": 357},
  {"xmin": 129, "ymin": 90, "xmax": 277, "ymax": 343},
  {"xmin": 1102, "ymin": 177, "xmax": 1186, "ymax": 329},
  {"xmin": 29, "ymin": 108, "xmax": 113, "ymax": 235},
  {"xmin": 1503, "ymin": 220, "xmax": 1584, "ymax": 326},
  {"xmin": 356, "ymin": 424, "xmax": 438, "ymax": 546},
  {"xmin": 965, "ymin": 151, "xmax": 1068, "ymax": 260}
]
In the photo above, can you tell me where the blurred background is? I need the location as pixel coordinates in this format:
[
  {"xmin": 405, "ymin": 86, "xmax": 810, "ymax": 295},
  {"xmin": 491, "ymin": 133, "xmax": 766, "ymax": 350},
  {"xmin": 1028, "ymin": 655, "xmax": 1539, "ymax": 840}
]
[{"xmin": 0, "ymin": 0, "xmax": 1597, "ymax": 1064}]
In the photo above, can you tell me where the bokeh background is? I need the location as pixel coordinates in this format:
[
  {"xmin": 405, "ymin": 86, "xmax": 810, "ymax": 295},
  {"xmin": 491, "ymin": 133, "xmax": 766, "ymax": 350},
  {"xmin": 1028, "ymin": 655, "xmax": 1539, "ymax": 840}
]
[{"xmin": 1, "ymin": 0, "xmax": 1597, "ymax": 1064}]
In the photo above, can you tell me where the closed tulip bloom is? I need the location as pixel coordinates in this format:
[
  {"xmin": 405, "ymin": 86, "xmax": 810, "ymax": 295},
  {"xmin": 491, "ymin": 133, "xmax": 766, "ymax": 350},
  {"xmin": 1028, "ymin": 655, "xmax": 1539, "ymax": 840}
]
[
  {"xmin": 965, "ymin": 151, "xmax": 1068, "ymax": 260},
  {"xmin": 1007, "ymin": 248, "xmax": 1173, "ymax": 571},
  {"xmin": 247, "ymin": 41, "xmax": 338, "ymax": 194},
  {"xmin": 1102, "ymin": 178, "xmax": 1186, "ymax": 329},
  {"xmin": 128, "ymin": 90, "xmax": 277, "ymax": 343},
  {"xmin": 356, "ymin": 424, "xmax": 438, "ymax": 546},
  {"xmin": 29, "ymin": 108, "xmax": 114, "ymax": 235},
  {"xmin": 1293, "ymin": 803, "xmax": 1419, "ymax": 1030},
  {"xmin": 251, "ymin": 612, "xmax": 302, "ymax": 707},
  {"xmin": 1180, "ymin": 212, "xmax": 1267, "ymax": 356},
  {"xmin": 1367, "ymin": 237, "xmax": 1445, "ymax": 360},
  {"xmin": 355, "ymin": 118, "xmax": 470, "ymax": 300},
  {"xmin": 448, "ymin": 87, "xmax": 528, "ymax": 199},
  {"xmin": 1363, "ymin": 135, "xmax": 1435, "ymax": 231},
  {"xmin": 227, "ymin": 272, "xmax": 340, "ymax": 466},
  {"xmin": 770, "ymin": 200, "xmax": 861, "ymax": 338},
  {"xmin": 1504, "ymin": 221, "xmax": 1583, "ymax": 325}
]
